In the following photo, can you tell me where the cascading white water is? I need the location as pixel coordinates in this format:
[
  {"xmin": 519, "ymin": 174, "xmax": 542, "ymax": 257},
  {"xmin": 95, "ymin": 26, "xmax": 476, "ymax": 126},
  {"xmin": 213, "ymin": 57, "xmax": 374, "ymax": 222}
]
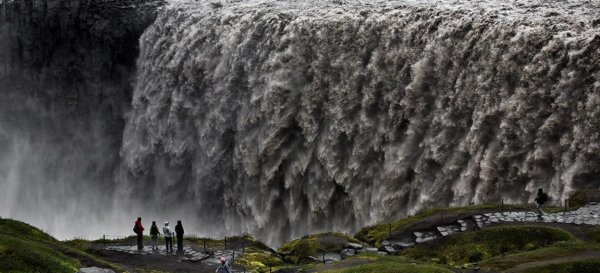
[{"xmin": 120, "ymin": 0, "xmax": 600, "ymax": 245}]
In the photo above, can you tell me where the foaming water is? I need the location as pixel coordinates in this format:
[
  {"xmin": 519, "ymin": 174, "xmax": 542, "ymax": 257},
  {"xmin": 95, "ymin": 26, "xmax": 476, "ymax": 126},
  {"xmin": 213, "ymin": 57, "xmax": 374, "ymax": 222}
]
[{"xmin": 120, "ymin": 0, "xmax": 600, "ymax": 245}]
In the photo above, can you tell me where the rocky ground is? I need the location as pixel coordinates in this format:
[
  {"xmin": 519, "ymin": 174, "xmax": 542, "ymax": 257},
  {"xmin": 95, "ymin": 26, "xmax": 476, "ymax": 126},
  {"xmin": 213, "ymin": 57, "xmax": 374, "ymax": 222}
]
[{"xmin": 76, "ymin": 203, "xmax": 600, "ymax": 273}]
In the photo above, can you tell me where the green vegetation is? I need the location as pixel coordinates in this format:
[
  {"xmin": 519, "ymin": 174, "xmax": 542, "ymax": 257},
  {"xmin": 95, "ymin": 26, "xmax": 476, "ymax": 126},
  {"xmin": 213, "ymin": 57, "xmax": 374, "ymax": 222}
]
[
  {"xmin": 0, "ymin": 217, "xmax": 122, "ymax": 273},
  {"xmin": 0, "ymin": 234, "xmax": 80, "ymax": 272},
  {"xmin": 520, "ymin": 259, "xmax": 600, "ymax": 273},
  {"xmin": 278, "ymin": 232, "xmax": 361, "ymax": 264},
  {"xmin": 588, "ymin": 227, "xmax": 600, "ymax": 243},
  {"xmin": 237, "ymin": 249, "xmax": 283, "ymax": 272},
  {"xmin": 480, "ymin": 243, "xmax": 600, "ymax": 271},
  {"xmin": 568, "ymin": 189, "xmax": 600, "ymax": 209},
  {"xmin": 355, "ymin": 203, "xmax": 540, "ymax": 246},
  {"xmin": 318, "ymin": 255, "xmax": 453, "ymax": 273},
  {"xmin": 402, "ymin": 226, "xmax": 576, "ymax": 267}
]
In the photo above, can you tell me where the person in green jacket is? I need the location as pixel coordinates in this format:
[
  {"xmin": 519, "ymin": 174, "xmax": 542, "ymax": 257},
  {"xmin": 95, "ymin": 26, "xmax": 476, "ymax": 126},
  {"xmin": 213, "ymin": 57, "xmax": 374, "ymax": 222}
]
[{"xmin": 150, "ymin": 221, "xmax": 160, "ymax": 251}]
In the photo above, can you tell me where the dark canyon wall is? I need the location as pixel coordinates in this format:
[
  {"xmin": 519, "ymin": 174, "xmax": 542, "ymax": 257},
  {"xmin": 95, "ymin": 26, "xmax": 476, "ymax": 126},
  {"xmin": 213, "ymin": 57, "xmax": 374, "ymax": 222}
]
[{"xmin": 0, "ymin": 0, "xmax": 163, "ymax": 239}]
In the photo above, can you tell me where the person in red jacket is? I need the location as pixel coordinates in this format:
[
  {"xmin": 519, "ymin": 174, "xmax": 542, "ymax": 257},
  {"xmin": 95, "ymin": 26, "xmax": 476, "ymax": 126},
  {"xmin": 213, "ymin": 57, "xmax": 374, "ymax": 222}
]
[{"xmin": 134, "ymin": 217, "xmax": 145, "ymax": 250}]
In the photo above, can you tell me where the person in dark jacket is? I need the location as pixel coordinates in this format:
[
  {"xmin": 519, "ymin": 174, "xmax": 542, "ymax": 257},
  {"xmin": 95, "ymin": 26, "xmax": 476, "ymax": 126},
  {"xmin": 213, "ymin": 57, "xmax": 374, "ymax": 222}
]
[
  {"xmin": 535, "ymin": 188, "xmax": 549, "ymax": 216},
  {"xmin": 133, "ymin": 217, "xmax": 144, "ymax": 250},
  {"xmin": 149, "ymin": 221, "xmax": 160, "ymax": 251},
  {"xmin": 175, "ymin": 220, "xmax": 184, "ymax": 253}
]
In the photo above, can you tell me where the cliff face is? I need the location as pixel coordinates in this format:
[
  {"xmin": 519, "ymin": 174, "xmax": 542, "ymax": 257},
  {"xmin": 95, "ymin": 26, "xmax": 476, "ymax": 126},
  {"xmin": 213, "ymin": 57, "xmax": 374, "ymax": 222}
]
[
  {"xmin": 0, "ymin": 0, "xmax": 163, "ymax": 239},
  {"xmin": 123, "ymin": 0, "xmax": 599, "ymax": 245}
]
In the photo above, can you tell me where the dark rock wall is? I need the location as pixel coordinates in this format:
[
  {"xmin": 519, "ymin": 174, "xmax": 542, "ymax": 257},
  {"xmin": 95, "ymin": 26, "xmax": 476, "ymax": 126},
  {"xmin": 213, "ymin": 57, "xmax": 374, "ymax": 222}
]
[{"xmin": 0, "ymin": 0, "xmax": 163, "ymax": 239}]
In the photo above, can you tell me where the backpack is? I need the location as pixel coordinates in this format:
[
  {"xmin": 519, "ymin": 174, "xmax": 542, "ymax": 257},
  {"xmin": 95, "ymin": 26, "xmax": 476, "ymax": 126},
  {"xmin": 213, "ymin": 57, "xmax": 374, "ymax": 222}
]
[
  {"xmin": 537, "ymin": 192, "xmax": 548, "ymax": 204},
  {"xmin": 541, "ymin": 192, "xmax": 549, "ymax": 203}
]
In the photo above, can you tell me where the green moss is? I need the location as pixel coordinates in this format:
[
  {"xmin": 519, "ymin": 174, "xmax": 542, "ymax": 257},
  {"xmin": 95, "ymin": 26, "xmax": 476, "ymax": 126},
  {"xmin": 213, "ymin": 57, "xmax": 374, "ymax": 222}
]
[
  {"xmin": 237, "ymin": 250, "xmax": 283, "ymax": 272},
  {"xmin": 567, "ymin": 189, "xmax": 600, "ymax": 209},
  {"xmin": 480, "ymin": 243, "xmax": 599, "ymax": 271},
  {"xmin": 0, "ymin": 235, "xmax": 80, "ymax": 273},
  {"xmin": 402, "ymin": 226, "xmax": 576, "ymax": 267},
  {"xmin": 520, "ymin": 259, "xmax": 600, "ymax": 273},
  {"xmin": 588, "ymin": 227, "xmax": 600, "ymax": 243},
  {"xmin": 569, "ymin": 190, "xmax": 590, "ymax": 209},
  {"xmin": 278, "ymin": 233, "xmax": 360, "ymax": 264},
  {"xmin": 320, "ymin": 255, "xmax": 453, "ymax": 273},
  {"xmin": 0, "ymin": 218, "xmax": 123, "ymax": 273},
  {"xmin": 0, "ymin": 218, "xmax": 56, "ymax": 243}
]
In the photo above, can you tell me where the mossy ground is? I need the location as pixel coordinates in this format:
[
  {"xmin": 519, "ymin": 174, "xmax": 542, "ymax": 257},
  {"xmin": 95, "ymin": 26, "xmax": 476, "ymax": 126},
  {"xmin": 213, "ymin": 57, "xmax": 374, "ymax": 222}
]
[
  {"xmin": 519, "ymin": 259, "xmax": 600, "ymax": 273},
  {"xmin": 4, "ymin": 199, "xmax": 600, "ymax": 273},
  {"xmin": 354, "ymin": 203, "xmax": 570, "ymax": 246},
  {"xmin": 277, "ymin": 232, "xmax": 361, "ymax": 264},
  {"xmin": 480, "ymin": 243, "xmax": 600, "ymax": 271},
  {"xmin": 310, "ymin": 254, "xmax": 453, "ymax": 273},
  {"xmin": 401, "ymin": 225, "xmax": 576, "ymax": 267},
  {"xmin": 0, "ymin": 217, "xmax": 121, "ymax": 273}
]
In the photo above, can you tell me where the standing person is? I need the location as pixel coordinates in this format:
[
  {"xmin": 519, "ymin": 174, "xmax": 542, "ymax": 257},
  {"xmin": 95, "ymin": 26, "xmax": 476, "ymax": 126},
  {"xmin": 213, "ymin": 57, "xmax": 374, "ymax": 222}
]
[
  {"xmin": 133, "ymin": 217, "xmax": 144, "ymax": 250},
  {"xmin": 149, "ymin": 221, "xmax": 160, "ymax": 251},
  {"xmin": 175, "ymin": 220, "xmax": 185, "ymax": 253},
  {"xmin": 163, "ymin": 221, "xmax": 173, "ymax": 253},
  {"xmin": 216, "ymin": 257, "xmax": 232, "ymax": 273},
  {"xmin": 535, "ymin": 188, "xmax": 549, "ymax": 216}
]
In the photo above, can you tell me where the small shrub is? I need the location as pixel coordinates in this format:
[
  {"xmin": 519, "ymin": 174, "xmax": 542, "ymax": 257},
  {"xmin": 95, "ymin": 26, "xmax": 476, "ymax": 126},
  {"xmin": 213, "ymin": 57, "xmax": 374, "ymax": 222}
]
[{"xmin": 569, "ymin": 190, "xmax": 588, "ymax": 208}]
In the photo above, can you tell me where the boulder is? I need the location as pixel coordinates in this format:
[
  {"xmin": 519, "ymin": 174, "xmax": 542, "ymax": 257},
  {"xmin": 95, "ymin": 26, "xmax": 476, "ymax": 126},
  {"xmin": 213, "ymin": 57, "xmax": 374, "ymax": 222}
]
[
  {"xmin": 365, "ymin": 247, "xmax": 378, "ymax": 252},
  {"xmin": 340, "ymin": 248, "xmax": 356, "ymax": 259},
  {"xmin": 346, "ymin": 242, "xmax": 364, "ymax": 250},
  {"xmin": 379, "ymin": 245, "xmax": 399, "ymax": 255},
  {"xmin": 78, "ymin": 268, "xmax": 116, "ymax": 273}
]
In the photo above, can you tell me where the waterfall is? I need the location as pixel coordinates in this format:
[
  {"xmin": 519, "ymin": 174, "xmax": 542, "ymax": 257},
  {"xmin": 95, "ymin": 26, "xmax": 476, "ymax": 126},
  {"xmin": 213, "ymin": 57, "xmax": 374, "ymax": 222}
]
[{"xmin": 120, "ymin": 0, "xmax": 600, "ymax": 245}]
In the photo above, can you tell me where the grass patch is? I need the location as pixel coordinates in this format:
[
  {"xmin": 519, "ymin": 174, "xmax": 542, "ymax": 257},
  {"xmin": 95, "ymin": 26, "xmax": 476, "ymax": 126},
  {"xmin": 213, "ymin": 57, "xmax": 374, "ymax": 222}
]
[
  {"xmin": 236, "ymin": 249, "xmax": 283, "ymax": 273},
  {"xmin": 0, "ymin": 235, "xmax": 80, "ymax": 273},
  {"xmin": 588, "ymin": 227, "xmax": 600, "ymax": 243},
  {"xmin": 567, "ymin": 189, "xmax": 600, "ymax": 209},
  {"xmin": 520, "ymin": 259, "xmax": 600, "ymax": 273},
  {"xmin": 480, "ymin": 242, "xmax": 600, "ymax": 271},
  {"xmin": 401, "ymin": 225, "xmax": 576, "ymax": 267},
  {"xmin": 278, "ymin": 233, "xmax": 361, "ymax": 264},
  {"xmin": 0, "ymin": 218, "xmax": 123, "ymax": 273},
  {"xmin": 319, "ymin": 255, "xmax": 453, "ymax": 273}
]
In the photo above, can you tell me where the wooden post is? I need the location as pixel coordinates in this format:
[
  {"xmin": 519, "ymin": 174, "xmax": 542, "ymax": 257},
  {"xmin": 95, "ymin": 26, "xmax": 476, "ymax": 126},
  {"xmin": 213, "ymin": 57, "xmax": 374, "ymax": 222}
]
[
  {"xmin": 232, "ymin": 250, "xmax": 235, "ymax": 265},
  {"xmin": 242, "ymin": 242, "xmax": 245, "ymax": 254},
  {"xmin": 243, "ymin": 267, "xmax": 246, "ymax": 273},
  {"xmin": 501, "ymin": 198, "xmax": 504, "ymax": 212},
  {"xmin": 103, "ymin": 235, "xmax": 106, "ymax": 248},
  {"xmin": 269, "ymin": 266, "xmax": 272, "ymax": 273},
  {"xmin": 203, "ymin": 240, "xmax": 206, "ymax": 252},
  {"xmin": 224, "ymin": 236, "xmax": 227, "ymax": 250},
  {"xmin": 322, "ymin": 252, "xmax": 325, "ymax": 264}
]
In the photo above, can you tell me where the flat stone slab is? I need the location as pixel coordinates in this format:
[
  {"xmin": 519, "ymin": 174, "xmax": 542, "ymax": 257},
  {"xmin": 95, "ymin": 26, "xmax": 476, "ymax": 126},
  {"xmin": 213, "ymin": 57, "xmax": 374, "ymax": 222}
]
[
  {"xmin": 78, "ymin": 267, "xmax": 115, "ymax": 273},
  {"xmin": 104, "ymin": 245, "xmax": 209, "ymax": 262}
]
